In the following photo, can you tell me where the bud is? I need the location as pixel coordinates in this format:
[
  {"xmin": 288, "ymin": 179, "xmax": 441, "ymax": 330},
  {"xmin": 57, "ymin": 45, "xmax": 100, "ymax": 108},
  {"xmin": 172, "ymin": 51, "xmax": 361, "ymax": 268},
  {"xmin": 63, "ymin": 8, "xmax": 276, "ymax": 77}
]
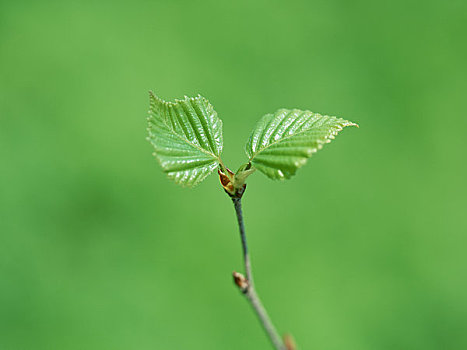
[
  {"xmin": 218, "ymin": 167, "xmax": 247, "ymax": 198},
  {"xmin": 232, "ymin": 271, "xmax": 249, "ymax": 292},
  {"xmin": 284, "ymin": 334, "xmax": 296, "ymax": 350},
  {"xmin": 218, "ymin": 168, "xmax": 235, "ymax": 195}
]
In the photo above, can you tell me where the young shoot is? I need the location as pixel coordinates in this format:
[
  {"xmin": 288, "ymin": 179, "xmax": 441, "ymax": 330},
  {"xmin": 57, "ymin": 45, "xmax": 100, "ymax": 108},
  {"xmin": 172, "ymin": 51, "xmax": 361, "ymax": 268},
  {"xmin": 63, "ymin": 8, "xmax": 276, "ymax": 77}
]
[{"xmin": 146, "ymin": 92, "xmax": 358, "ymax": 350}]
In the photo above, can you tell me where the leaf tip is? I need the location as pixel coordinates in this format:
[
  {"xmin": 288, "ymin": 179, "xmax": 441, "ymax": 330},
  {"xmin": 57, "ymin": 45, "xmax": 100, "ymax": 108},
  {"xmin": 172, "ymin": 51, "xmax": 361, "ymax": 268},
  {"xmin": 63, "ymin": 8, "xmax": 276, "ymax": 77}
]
[{"xmin": 148, "ymin": 90, "xmax": 157, "ymax": 100}]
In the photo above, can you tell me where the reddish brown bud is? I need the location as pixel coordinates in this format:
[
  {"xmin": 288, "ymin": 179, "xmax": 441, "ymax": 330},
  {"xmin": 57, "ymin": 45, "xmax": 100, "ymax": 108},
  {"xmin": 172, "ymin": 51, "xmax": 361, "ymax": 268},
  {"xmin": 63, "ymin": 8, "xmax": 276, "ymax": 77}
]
[
  {"xmin": 232, "ymin": 271, "xmax": 249, "ymax": 292},
  {"xmin": 284, "ymin": 334, "xmax": 296, "ymax": 350},
  {"xmin": 218, "ymin": 168, "xmax": 235, "ymax": 195}
]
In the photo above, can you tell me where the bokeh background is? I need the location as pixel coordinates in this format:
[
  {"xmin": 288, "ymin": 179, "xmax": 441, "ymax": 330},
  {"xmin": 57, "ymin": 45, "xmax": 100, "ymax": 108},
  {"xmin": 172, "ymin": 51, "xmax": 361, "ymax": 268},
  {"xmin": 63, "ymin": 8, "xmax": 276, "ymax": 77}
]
[{"xmin": 1, "ymin": 0, "xmax": 466, "ymax": 349}]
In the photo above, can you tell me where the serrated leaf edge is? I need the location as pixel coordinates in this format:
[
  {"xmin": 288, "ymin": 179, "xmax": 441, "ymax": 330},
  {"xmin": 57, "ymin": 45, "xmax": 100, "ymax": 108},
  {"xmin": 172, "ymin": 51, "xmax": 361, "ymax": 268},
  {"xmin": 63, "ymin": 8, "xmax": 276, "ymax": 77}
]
[
  {"xmin": 248, "ymin": 112, "xmax": 357, "ymax": 161},
  {"xmin": 149, "ymin": 91, "xmax": 222, "ymax": 162},
  {"xmin": 147, "ymin": 91, "xmax": 224, "ymax": 187},
  {"xmin": 246, "ymin": 109, "xmax": 358, "ymax": 180}
]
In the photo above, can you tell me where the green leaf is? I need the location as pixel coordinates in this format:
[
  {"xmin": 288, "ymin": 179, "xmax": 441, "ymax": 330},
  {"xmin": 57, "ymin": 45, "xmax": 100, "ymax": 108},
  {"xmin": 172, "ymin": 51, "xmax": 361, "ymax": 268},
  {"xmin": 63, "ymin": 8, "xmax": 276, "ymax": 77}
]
[
  {"xmin": 245, "ymin": 109, "xmax": 358, "ymax": 180},
  {"xmin": 147, "ymin": 92, "xmax": 223, "ymax": 187}
]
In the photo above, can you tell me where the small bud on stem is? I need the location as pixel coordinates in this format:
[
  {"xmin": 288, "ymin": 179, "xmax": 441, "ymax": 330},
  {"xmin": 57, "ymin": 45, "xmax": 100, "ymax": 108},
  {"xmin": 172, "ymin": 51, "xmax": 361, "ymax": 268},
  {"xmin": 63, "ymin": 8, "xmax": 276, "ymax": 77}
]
[
  {"xmin": 283, "ymin": 334, "xmax": 296, "ymax": 350},
  {"xmin": 232, "ymin": 271, "xmax": 249, "ymax": 292},
  {"xmin": 218, "ymin": 168, "xmax": 247, "ymax": 199}
]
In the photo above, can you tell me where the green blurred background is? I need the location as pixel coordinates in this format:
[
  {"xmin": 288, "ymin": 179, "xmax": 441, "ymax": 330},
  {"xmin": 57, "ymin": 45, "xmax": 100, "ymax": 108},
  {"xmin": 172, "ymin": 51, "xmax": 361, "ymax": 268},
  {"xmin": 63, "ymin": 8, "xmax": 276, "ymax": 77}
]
[{"xmin": 1, "ymin": 0, "xmax": 466, "ymax": 349}]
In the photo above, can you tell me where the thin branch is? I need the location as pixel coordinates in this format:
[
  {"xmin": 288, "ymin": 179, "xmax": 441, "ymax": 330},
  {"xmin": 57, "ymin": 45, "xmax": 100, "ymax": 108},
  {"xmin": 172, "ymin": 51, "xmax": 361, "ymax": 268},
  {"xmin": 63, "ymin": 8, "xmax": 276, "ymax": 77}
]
[
  {"xmin": 232, "ymin": 198, "xmax": 252, "ymax": 282},
  {"xmin": 231, "ymin": 197, "xmax": 287, "ymax": 350}
]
